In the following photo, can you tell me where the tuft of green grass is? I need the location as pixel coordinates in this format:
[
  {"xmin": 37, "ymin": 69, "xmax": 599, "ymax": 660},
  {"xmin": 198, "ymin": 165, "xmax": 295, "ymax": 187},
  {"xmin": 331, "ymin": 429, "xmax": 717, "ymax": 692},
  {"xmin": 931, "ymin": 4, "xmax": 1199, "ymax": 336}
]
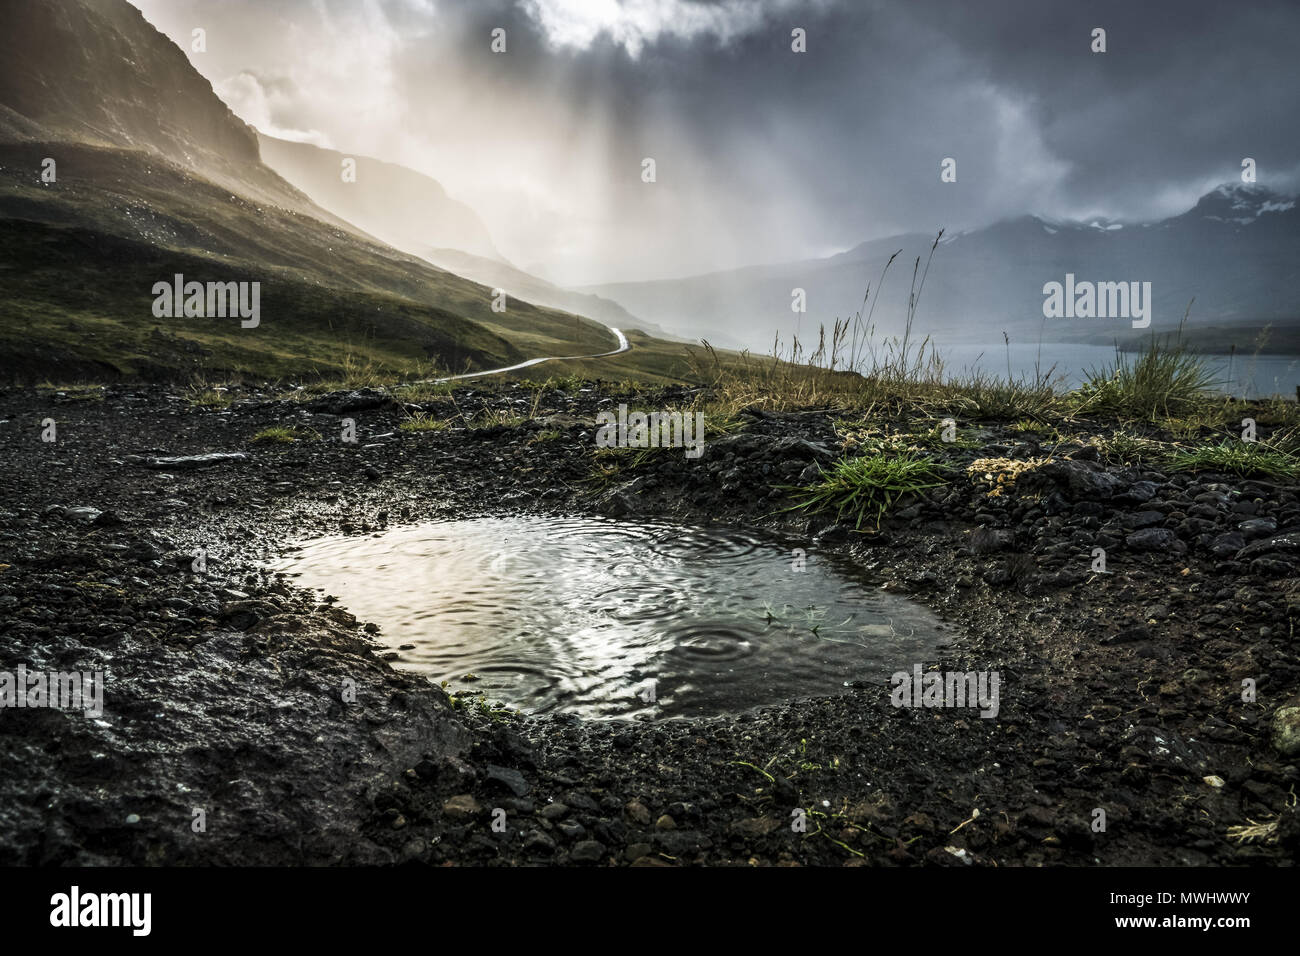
[
  {"xmin": 394, "ymin": 380, "xmax": 453, "ymax": 403},
  {"xmin": 1008, "ymin": 419, "xmax": 1066, "ymax": 444},
  {"xmin": 586, "ymin": 444, "xmax": 656, "ymax": 488},
  {"xmin": 37, "ymin": 383, "xmax": 105, "ymax": 402},
  {"xmin": 913, "ymin": 418, "xmax": 981, "ymax": 450},
  {"xmin": 783, "ymin": 450, "xmax": 948, "ymax": 530},
  {"xmin": 471, "ymin": 408, "xmax": 528, "ymax": 429},
  {"xmin": 519, "ymin": 373, "xmax": 587, "ymax": 392},
  {"xmin": 1263, "ymin": 422, "xmax": 1300, "ymax": 457},
  {"xmin": 1073, "ymin": 337, "xmax": 1219, "ymax": 419},
  {"xmin": 398, "ymin": 411, "xmax": 448, "ymax": 432},
  {"xmin": 1165, "ymin": 441, "xmax": 1299, "ymax": 480},
  {"xmin": 251, "ymin": 425, "xmax": 321, "ymax": 444},
  {"xmin": 940, "ymin": 370, "xmax": 1059, "ymax": 420},
  {"xmin": 1085, "ymin": 430, "xmax": 1167, "ymax": 466},
  {"xmin": 700, "ymin": 409, "xmax": 747, "ymax": 438},
  {"xmin": 187, "ymin": 387, "xmax": 231, "ymax": 408}
]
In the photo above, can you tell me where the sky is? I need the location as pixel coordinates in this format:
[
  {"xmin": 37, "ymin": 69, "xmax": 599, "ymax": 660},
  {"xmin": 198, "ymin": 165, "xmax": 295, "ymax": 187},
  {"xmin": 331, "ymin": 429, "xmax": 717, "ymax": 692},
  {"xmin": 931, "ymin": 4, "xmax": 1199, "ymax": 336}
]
[{"xmin": 128, "ymin": 0, "xmax": 1300, "ymax": 286}]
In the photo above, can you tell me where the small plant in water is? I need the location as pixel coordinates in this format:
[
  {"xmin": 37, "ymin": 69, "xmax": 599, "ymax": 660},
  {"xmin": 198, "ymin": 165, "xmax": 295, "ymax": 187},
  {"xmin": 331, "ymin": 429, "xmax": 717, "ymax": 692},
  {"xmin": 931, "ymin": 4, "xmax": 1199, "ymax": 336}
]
[{"xmin": 760, "ymin": 601, "xmax": 854, "ymax": 638}]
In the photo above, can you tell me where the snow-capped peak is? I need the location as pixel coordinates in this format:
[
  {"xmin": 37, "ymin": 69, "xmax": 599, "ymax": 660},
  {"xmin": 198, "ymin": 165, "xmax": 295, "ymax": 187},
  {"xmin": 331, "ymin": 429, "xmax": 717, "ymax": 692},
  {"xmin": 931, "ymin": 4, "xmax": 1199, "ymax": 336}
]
[{"xmin": 1198, "ymin": 182, "xmax": 1296, "ymax": 224}]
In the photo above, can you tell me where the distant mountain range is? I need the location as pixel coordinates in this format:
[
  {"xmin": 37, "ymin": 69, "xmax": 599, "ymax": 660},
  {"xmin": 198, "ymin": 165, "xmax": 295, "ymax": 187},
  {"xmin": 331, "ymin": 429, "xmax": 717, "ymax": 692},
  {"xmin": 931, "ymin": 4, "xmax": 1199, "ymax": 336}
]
[
  {"xmin": 0, "ymin": 0, "xmax": 634, "ymax": 382},
  {"xmin": 584, "ymin": 183, "xmax": 1300, "ymax": 355}
]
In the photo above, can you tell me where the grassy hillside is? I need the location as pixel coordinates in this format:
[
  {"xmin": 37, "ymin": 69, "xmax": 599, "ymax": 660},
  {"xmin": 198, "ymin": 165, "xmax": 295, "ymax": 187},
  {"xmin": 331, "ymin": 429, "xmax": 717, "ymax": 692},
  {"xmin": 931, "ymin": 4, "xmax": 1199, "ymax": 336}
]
[
  {"xmin": 0, "ymin": 142, "xmax": 630, "ymax": 382},
  {"xmin": 0, "ymin": 0, "xmax": 720, "ymax": 387}
]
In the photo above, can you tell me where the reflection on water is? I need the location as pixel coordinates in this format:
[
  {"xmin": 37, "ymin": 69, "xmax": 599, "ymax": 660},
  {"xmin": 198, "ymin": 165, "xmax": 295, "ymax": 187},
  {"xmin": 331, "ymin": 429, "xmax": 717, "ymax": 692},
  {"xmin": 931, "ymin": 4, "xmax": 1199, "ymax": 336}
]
[{"xmin": 270, "ymin": 516, "xmax": 949, "ymax": 718}]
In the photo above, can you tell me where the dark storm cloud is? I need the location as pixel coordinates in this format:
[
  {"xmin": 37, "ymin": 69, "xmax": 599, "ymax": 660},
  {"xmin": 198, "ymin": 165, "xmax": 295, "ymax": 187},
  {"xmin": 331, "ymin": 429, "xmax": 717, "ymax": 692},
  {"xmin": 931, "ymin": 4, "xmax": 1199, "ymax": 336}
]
[
  {"xmin": 896, "ymin": 0, "xmax": 1300, "ymax": 213},
  {"xmin": 130, "ymin": 0, "xmax": 1300, "ymax": 282}
]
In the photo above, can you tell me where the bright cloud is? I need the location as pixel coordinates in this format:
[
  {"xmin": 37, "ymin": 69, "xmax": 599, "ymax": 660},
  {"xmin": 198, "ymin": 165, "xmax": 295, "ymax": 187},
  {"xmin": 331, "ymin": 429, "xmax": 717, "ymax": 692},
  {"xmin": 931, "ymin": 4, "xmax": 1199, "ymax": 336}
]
[{"xmin": 519, "ymin": 0, "xmax": 818, "ymax": 57}]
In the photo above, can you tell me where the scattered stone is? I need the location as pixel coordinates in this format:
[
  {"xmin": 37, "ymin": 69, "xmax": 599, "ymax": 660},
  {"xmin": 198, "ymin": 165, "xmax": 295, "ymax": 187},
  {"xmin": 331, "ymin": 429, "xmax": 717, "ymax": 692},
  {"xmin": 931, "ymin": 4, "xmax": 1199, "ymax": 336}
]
[
  {"xmin": 1126, "ymin": 528, "xmax": 1183, "ymax": 553},
  {"xmin": 1271, "ymin": 706, "xmax": 1300, "ymax": 758},
  {"xmin": 442, "ymin": 794, "xmax": 481, "ymax": 820},
  {"xmin": 969, "ymin": 528, "xmax": 1015, "ymax": 554},
  {"xmin": 569, "ymin": 840, "xmax": 605, "ymax": 864},
  {"xmin": 523, "ymin": 830, "xmax": 556, "ymax": 854},
  {"xmin": 1116, "ymin": 481, "xmax": 1159, "ymax": 504},
  {"xmin": 1238, "ymin": 518, "xmax": 1278, "ymax": 540},
  {"xmin": 624, "ymin": 842, "xmax": 653, "ymax": 862},
  {"xmin": 127, "ymin": 452, "xmax": 250, "ymax": 470},
  {"xmin": 306, "ymin": 388, "xmax": 391, "ymax": 415},
  {"xmin": 1237, "ymin": 533, "xmax": 1300, "ymax": 561},
  {"xmin": 1041, "ymin": 459, "xmax": 1125, "ymax": 500},
  {"xmin": 625, "ymin": 800, "xmax": 652, "ymax": 825},
  {"xmin": 1207, "ymin": 532, "xmax": 1245, "ymax": 558},
  {"xmin": 485, "ymin": 765, "xmax": 529, "ymax": 797}
]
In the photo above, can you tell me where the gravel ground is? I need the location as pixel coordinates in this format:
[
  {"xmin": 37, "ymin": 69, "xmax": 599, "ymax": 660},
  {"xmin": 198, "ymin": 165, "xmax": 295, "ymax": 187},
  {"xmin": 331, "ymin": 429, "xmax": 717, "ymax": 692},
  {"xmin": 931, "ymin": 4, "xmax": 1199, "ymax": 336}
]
[{"xmin": 1, "ymin": 381, "xmax": 1297, "ymax": 866}]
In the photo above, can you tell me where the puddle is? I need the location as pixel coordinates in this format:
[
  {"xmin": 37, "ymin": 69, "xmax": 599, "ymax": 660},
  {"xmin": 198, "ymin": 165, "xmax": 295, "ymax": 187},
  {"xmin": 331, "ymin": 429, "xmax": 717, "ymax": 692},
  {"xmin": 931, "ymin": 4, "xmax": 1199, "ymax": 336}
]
[{"xmin": 270, "ymin": 516, "xmax": 951, "ymax": 718}]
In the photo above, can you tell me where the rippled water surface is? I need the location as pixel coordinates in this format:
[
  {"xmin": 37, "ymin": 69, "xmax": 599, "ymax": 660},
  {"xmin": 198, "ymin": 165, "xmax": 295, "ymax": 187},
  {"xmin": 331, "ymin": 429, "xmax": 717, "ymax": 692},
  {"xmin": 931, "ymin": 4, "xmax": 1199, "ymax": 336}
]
[{"xmin": 272, "ymin": 516, "xmax": 950, "ymax": 718}]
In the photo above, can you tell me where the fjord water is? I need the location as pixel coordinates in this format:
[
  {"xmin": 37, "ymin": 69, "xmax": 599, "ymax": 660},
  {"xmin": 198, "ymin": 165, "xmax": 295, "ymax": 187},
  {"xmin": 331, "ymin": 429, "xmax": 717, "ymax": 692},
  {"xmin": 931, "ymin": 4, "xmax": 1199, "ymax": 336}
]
[
  {"xmin": 272, "ymin": 516, "xmax": 949, "ymax": 718},
  {"xmin": 934, "ymin": 343, "xmax": 1299, "ymax": 396}
]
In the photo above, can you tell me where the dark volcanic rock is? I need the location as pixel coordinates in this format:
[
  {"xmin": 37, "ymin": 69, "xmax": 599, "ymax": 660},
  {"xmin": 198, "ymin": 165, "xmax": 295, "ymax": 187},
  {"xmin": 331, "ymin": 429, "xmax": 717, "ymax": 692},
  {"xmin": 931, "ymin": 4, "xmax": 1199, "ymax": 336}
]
[
  {"xmin": 969, "ymin": 528, "xmax": 1015, "ymax": 554},
  {"xmin": 1125, "ymin": 528, "xmax": 1185, "ymax": 553},
  {"xmin": 1208, "ymin": 532, "xmax": 1246, "ymax": 558},
  {"xmin": 569, "ymin": 840, "xmax": 606, "ymax": 864},
  {"xmin": 128, "ymin": 452, "xmax": 251, "ymax": 470},
  {"xmin": 485, "ymin": 765, "xmax": 530, "ymax": 798},
  {"xmin": 1041, "ymin": 459, "xmax": 1125, "ymax": 500},
  {"xmin": 1116, "ymin": 480, "xmax": 1160, "ymax": 504},
  {"xmin": 1125, "ymin": 510, "xmax": 1166, "ymax": 530},
  {"xmin": 1237, "ymin": 532, "xmax": 1300, "ymax": 561},
  {"xmin": 306, "ymin": 388, "xmax": 393, "ymax": 415},
  {"xmin": 1238, "ymin": 518, "xmax": 1277, "ymax": 540}
]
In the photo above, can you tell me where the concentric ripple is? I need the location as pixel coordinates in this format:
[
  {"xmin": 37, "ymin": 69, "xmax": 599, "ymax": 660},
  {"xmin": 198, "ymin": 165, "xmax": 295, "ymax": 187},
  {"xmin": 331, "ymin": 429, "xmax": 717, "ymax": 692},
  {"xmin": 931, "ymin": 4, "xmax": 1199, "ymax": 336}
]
[{"xmin": 269, "ymin": 516, "xmax": 948, "ymax": 718}]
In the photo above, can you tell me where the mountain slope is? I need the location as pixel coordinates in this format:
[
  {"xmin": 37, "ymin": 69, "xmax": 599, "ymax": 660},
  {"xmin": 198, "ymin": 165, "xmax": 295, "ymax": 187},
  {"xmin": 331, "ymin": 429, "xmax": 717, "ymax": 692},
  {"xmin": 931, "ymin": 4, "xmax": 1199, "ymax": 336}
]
[
  {"xmin": 586, "ymin": 184, "xmax": 1300, "ymax": 354},
  {"xmin": 0, "ymin": 0, "xmax": 626, "ymax": 382},
  {"xmin": 256, "ymin": 134, "xmax": 500, "ymax": 262},
  {"xmin": 0, "ymin": 141, "xmax": 522, "ymax": 381},
  {"xmin": 255, "ymin": 136, "xmax": 679, "ymax": 341},
  {"xmin": 420, "ymin": 246, "xmax": 682, "ymax": 341},
  {"xmin": 0, "ymin": 0, "xmax": 293, "ymax": 207}
]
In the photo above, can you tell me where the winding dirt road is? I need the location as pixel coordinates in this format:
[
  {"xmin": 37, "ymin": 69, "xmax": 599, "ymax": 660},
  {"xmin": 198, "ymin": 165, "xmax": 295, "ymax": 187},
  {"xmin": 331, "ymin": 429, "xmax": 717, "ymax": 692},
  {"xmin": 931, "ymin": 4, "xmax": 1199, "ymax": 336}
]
[{"xmin": 427, "ymin": 325, "xmax": 630, "ymax": 384}]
